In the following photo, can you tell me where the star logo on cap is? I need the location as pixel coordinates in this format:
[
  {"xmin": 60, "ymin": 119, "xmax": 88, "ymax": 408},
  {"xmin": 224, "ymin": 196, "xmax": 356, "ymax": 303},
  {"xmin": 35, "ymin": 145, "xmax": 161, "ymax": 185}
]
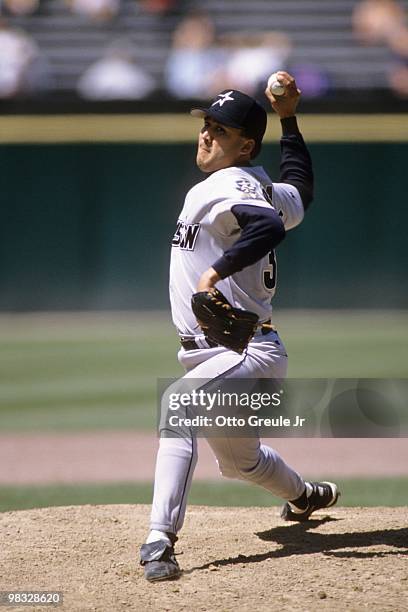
[{"xmin": 211, "ymin": 91, "xmax": 234, "ymax": 108}]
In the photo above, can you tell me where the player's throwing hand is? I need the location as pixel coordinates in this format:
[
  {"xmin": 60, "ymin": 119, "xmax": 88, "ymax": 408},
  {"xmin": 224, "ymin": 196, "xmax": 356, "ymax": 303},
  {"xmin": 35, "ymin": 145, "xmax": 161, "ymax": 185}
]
[{"xmin": 265, "ymin": 70, "xmax": 301, "ymax": 118}]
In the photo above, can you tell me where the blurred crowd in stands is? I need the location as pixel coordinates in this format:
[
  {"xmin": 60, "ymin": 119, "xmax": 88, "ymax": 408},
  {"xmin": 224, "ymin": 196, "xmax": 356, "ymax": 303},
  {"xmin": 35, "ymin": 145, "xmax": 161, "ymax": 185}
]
[
  {"xmin": 353, "ymin": 0, "xmax": 408, "ymax": 96},
  {"xmin": 0, "ymin": 0, "xmax": 177, "ymax": 18},
  {"xmin": 0, "ymin": 0, "xmax": 407, "ymax": 100}
]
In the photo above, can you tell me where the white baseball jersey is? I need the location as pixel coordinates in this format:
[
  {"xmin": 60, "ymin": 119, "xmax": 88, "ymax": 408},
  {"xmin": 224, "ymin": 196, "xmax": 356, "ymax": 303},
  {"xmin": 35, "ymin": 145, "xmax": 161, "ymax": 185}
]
[{"xmin": 170, "ymin": 165, "xmax": 304, "ymax": 336}]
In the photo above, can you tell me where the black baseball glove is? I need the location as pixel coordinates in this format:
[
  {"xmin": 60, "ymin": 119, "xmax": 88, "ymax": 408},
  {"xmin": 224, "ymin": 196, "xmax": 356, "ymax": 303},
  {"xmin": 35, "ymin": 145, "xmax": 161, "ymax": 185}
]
[{"xmin": 191, "ymin": 288, "xmax": 259, "ymax": 354}]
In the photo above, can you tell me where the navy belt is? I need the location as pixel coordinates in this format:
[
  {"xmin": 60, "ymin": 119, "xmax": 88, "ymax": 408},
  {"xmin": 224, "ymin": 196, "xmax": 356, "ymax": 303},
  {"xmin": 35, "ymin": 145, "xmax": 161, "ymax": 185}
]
[{"xmin": 180, "ymin": 320, "xmax": 275, "ymax": 351}]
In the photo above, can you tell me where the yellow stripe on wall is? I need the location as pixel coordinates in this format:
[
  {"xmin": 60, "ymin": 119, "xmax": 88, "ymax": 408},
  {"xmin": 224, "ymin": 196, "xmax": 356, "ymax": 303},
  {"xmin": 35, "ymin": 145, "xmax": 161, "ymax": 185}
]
[{"xmin": 0, "ymin": 114, "xmax": 407, "ymax": 143}]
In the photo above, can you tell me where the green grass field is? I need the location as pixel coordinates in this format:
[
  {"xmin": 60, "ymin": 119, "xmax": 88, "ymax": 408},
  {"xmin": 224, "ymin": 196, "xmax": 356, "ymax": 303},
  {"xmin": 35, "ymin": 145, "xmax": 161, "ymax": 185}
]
[
  {"xmin": 1, "ymin": 477, "xmax": 407, "ymax": 513},
  {"xmin": 0, "ymin": 310, "xmax": 407, "ymax": 432},
  {"xmin": 0, "ymin": 310, "xmax": 407, "ymax": 510}
]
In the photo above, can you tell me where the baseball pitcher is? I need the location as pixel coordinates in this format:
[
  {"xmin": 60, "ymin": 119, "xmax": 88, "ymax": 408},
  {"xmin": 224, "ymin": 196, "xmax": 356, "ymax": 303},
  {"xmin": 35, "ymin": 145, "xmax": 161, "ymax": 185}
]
[{"xmin": 140, "ymin": 72, "xmax": 339, "ymax": 581}]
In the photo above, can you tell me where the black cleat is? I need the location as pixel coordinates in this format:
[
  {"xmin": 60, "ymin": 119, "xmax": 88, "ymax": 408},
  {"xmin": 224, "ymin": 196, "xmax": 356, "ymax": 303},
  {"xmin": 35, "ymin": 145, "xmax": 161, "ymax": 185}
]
[
  {"xmin": 281, "ymin": 481, "xmax": 340, "ymax": 522},
  {"xmin": 140, "ymin": 540, "xmax": 181, "ymax": 582}
]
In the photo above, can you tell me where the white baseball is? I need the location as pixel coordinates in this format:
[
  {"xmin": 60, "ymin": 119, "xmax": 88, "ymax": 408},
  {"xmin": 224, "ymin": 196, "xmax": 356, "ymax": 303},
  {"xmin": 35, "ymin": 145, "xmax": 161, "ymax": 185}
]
[{"xmin": 267, "ymin": 73, "xmax": 285, "ymax": 96}]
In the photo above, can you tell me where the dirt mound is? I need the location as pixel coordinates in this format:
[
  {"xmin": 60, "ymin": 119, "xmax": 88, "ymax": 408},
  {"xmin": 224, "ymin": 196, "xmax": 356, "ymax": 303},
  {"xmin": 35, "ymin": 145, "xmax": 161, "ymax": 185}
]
[{"xmin": 1, "ymin": 505, "xmax": 407, "ymax": 611}]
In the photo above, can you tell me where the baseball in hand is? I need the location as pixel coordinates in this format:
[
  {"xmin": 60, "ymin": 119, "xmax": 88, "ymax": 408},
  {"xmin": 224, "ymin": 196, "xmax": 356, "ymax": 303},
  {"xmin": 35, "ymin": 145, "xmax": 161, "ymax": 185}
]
[{"xmin": 267, "ymin": 73, "xmax": 285, "ymax": 96}]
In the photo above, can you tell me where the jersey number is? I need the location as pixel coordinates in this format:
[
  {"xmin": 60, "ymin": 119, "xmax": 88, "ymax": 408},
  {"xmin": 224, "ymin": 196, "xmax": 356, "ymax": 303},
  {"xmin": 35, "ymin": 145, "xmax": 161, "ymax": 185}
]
[{"xmin": 263, "ymin": 251, "xmax": 277, "ymax": 290}]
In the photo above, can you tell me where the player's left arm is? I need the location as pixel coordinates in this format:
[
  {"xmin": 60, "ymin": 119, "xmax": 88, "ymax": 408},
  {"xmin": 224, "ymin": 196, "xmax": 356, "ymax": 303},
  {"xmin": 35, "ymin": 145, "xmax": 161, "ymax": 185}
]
[{"xmin": 197, "ymin": 203, "xmax": 285, "ymax": 291}]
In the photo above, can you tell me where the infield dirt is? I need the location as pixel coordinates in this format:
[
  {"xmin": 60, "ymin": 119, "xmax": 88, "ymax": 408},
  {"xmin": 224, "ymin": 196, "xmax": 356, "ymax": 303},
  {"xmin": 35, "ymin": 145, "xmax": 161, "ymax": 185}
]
[{"xmin": 1, "ymin": 505, "xmax": 407, "ymax": 612}]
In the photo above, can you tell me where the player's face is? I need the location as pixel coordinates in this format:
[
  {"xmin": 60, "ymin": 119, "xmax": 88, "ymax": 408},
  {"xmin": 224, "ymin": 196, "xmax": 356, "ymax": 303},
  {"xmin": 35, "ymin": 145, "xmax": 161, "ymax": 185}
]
[{"xmin": 196, "ymin": 116, "xmax": 254, "ymax": 173}]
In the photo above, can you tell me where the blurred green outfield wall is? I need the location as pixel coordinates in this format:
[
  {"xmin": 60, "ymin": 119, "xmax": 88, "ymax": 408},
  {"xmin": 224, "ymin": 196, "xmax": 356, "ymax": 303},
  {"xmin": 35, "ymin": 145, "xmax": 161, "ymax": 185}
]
[{"xmin": 0, "ymin": 142, "xmax": 407, "ymax": 310}]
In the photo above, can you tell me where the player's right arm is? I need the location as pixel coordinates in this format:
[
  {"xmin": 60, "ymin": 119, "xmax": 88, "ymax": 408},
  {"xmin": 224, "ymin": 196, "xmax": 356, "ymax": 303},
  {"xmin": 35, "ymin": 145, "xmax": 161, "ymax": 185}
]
[{"xmin": 265, "ymin": 71, "xmax": 314, "ymax": 212}]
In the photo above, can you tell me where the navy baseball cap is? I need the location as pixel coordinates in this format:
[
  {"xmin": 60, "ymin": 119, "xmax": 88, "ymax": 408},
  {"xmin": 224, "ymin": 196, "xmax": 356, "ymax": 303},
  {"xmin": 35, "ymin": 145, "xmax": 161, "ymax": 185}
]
[{"xmin": 191, "ymin": 90, "xmax": 267, "ymax": 146}]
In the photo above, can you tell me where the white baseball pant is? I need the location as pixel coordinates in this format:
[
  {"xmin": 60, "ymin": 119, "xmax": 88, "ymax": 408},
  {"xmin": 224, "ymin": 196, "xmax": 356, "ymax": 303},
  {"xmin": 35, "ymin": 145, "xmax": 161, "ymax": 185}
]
[{"xmin": 150, "ymin": 330, "xmax": 305, "ymax": 534}]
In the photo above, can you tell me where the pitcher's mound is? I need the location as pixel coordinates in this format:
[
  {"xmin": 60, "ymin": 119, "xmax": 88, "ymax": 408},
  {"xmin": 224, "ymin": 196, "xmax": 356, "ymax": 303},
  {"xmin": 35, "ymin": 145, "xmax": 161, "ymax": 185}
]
[{"xmin": 1, "ymin": 505, "xmax": 406, "ymax": 611}]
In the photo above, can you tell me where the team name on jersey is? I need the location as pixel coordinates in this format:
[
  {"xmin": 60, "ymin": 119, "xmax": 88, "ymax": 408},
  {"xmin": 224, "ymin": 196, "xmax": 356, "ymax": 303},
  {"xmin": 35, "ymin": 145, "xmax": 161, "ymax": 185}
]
[{"xmin": 172, "ymin": 220, "xmax": 201, "ymax": 251}]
